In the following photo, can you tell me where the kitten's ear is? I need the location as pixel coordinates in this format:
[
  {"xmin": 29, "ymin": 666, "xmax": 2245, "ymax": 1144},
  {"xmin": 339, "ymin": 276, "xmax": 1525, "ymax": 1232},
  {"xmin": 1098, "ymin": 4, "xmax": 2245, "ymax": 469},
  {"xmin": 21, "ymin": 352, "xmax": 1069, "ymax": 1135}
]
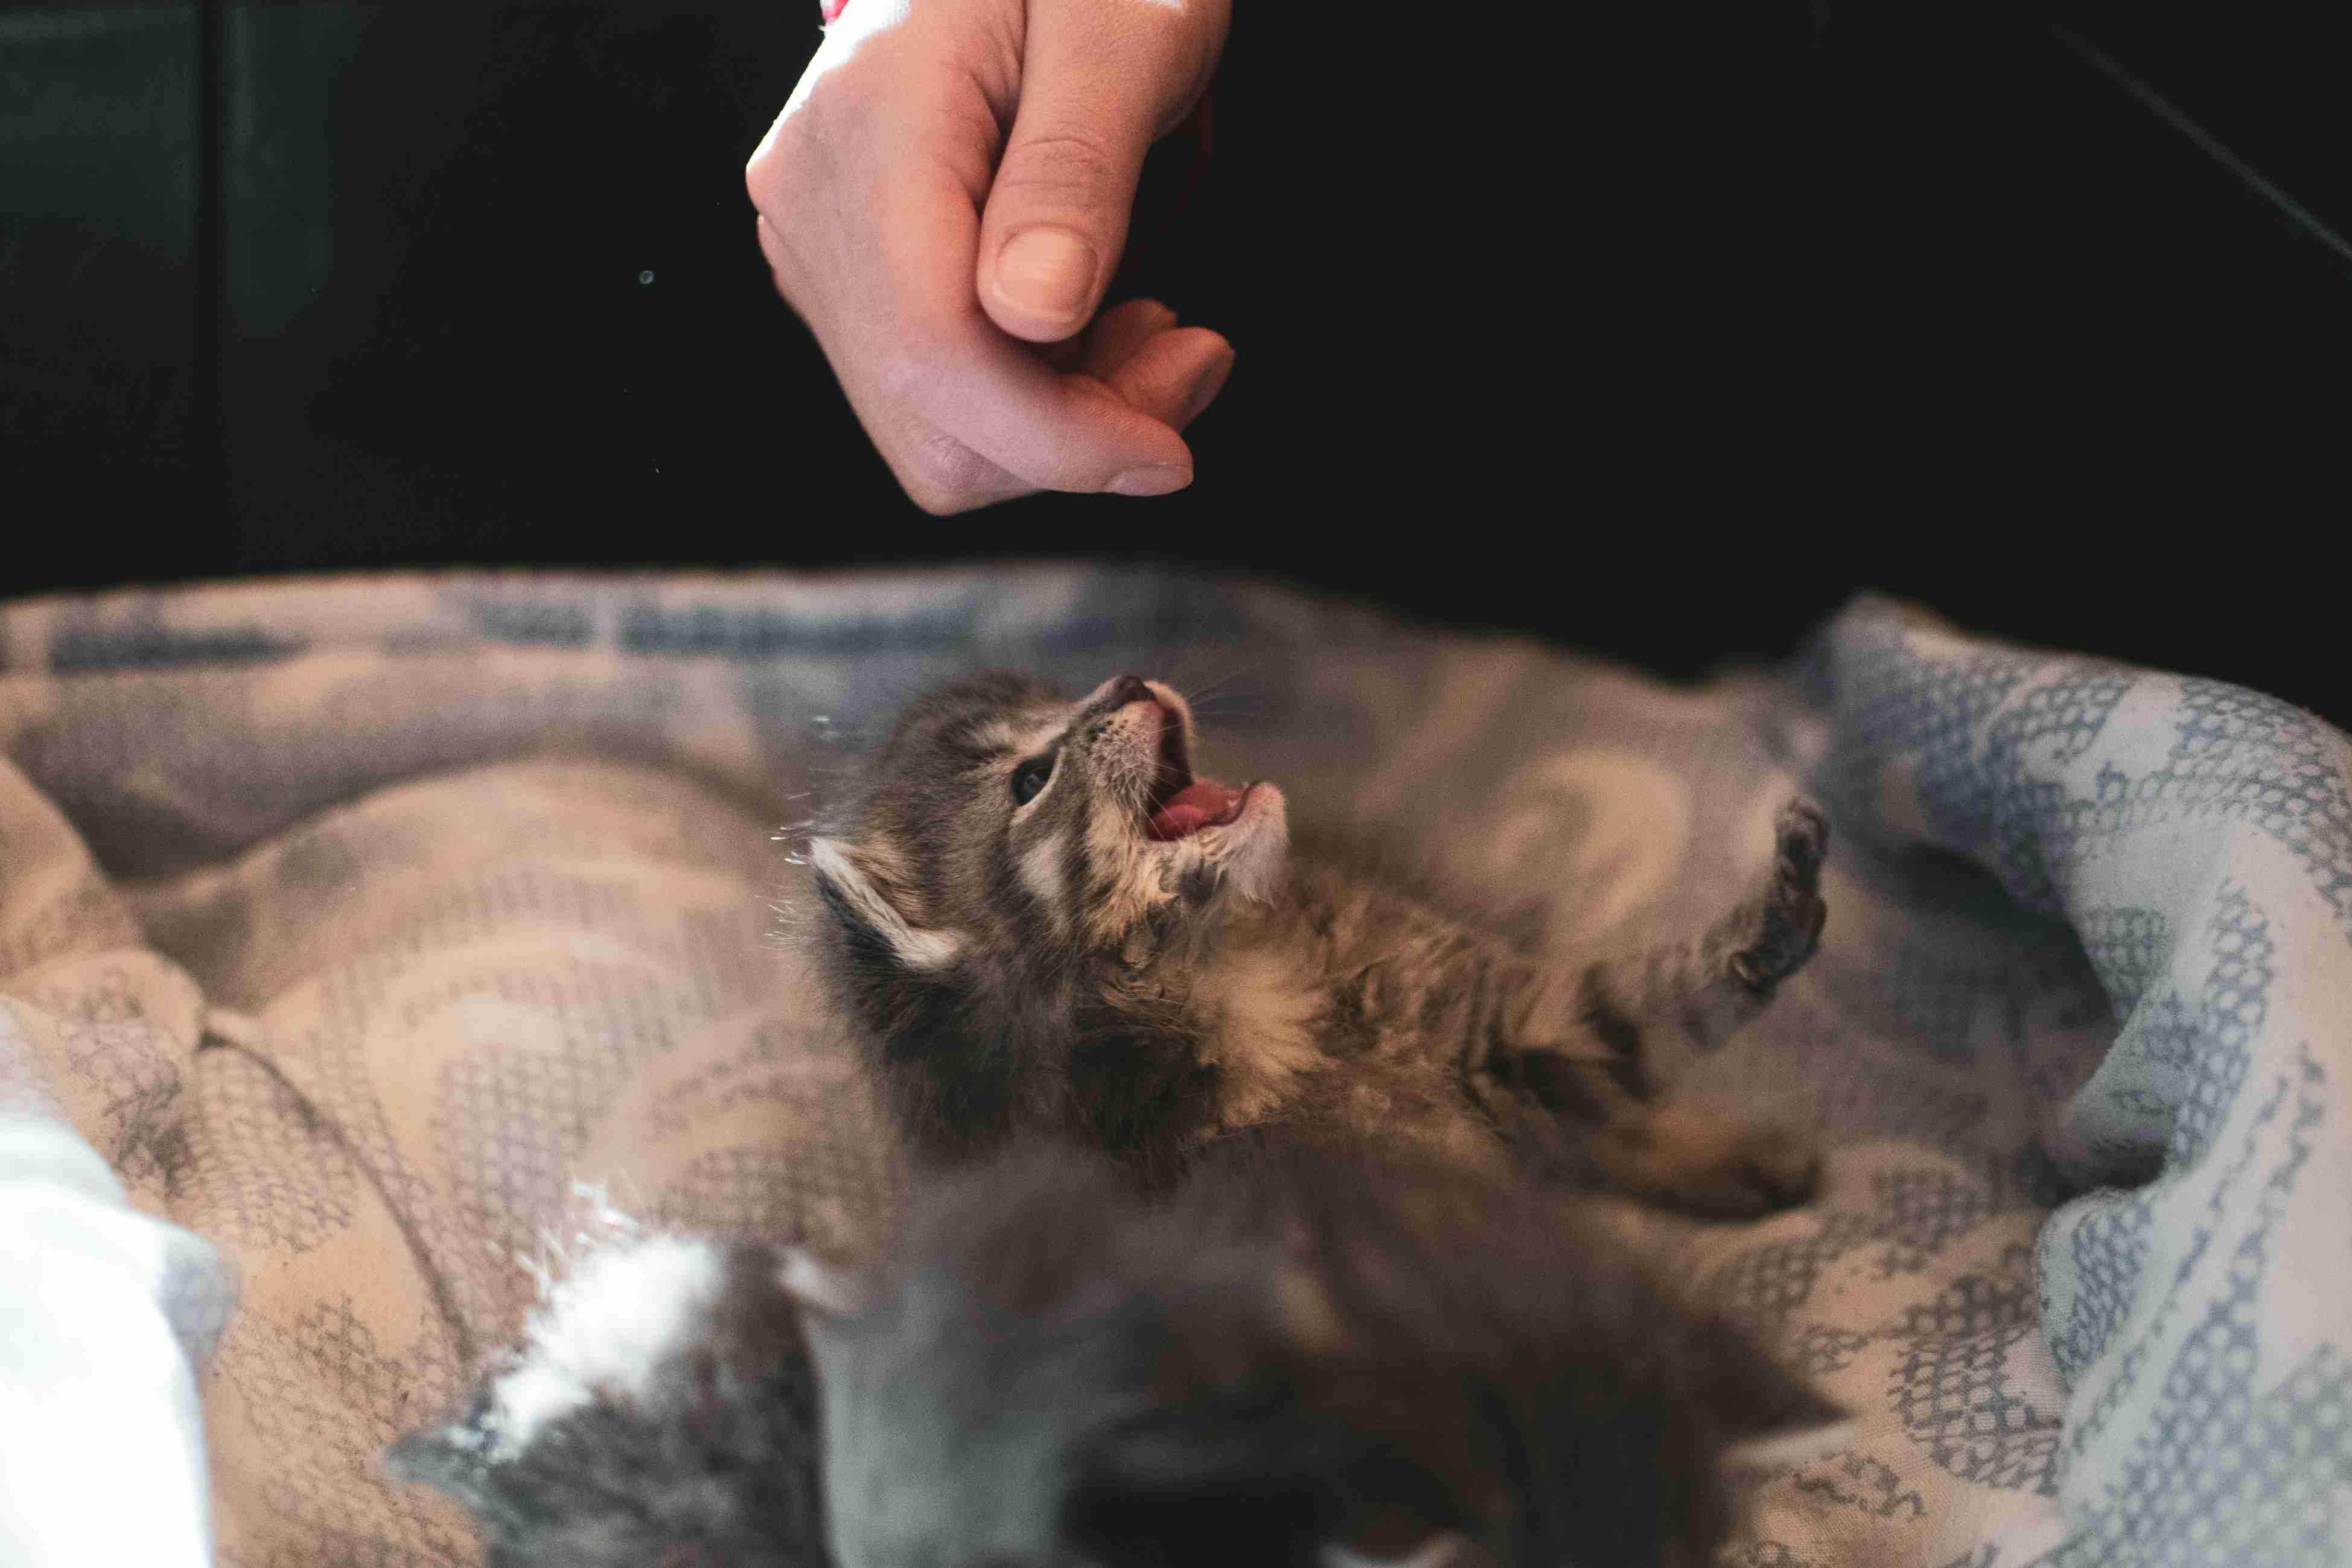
[{"xmin": 808, "ymin": 837, "xmax": 963, "ymax": 972}]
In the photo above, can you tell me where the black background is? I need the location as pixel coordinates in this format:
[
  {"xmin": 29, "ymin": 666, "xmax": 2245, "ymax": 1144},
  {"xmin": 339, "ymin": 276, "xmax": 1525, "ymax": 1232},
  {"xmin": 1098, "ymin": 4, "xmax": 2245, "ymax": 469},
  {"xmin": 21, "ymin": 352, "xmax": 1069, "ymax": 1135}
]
[{"xmin": 5, "ymin": 2, "xmax": 2347, "ymax": 720}]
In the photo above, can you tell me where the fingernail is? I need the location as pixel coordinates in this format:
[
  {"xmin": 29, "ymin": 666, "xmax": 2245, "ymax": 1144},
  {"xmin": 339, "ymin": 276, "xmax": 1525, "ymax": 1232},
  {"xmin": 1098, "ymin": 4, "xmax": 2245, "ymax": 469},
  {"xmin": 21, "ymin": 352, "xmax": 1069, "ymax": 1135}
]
[
  {"xmin": 995, "ymin": 228, "xmax": 1096, "ymax": 322},
  {"xmin": 1179, "ymin": 352, "xmax": 1234, "ymax": 426},
  {"xmin": 1106, "ymin": 464, "xmax": 1193, "ymax": 497}
]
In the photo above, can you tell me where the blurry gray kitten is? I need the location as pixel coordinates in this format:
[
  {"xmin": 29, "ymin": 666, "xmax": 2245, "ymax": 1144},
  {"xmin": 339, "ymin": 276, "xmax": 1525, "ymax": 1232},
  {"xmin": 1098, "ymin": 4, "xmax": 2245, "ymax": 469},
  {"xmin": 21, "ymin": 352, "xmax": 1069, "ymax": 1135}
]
[
  {"xmin": 390, "ymin": 1136, "xmax": 1844, "ymax": 1568},
  {"xmin": 805, "ymin": 1135, "xmax": 1846, "ymax": 1568},
  {"xmin": 387, "ymin": 1225, "xmax": 827, "ymax": 1566},
  {"xmin": 811, "ymin": 673, "xmax": 1830, "ymax": 1214}
]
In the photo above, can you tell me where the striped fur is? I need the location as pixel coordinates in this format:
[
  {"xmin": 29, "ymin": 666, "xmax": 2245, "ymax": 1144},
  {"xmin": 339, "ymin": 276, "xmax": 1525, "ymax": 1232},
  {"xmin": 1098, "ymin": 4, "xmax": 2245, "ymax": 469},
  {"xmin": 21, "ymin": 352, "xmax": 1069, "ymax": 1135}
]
[{"xmin": 810, "ymin": 674, "xmax": 1829, "ymax": 1215}]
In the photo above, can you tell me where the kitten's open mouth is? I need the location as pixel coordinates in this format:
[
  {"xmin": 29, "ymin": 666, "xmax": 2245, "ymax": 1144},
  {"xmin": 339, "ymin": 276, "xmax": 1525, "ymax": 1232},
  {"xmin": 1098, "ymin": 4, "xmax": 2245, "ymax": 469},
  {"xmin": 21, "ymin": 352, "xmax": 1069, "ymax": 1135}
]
[{"xmin": 1143, "ymin": 704, "xmax": 1251, "ymax": 842}]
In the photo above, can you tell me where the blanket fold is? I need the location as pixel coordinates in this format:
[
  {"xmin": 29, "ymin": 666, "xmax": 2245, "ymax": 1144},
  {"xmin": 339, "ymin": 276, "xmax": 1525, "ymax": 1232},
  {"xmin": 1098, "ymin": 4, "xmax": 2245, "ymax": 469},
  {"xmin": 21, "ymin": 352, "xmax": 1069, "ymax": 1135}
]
[{"xmin": 1813, "ymin": 597, "xmax": 2352, "ymax": 1568}]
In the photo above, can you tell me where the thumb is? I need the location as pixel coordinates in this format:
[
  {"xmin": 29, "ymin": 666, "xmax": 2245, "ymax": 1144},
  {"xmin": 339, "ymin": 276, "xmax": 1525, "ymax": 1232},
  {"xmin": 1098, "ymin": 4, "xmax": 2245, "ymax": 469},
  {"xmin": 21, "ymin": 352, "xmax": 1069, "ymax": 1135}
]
[{"xmin": 978, "ymin": 2, "xmax": 1200, "ymax": 343}]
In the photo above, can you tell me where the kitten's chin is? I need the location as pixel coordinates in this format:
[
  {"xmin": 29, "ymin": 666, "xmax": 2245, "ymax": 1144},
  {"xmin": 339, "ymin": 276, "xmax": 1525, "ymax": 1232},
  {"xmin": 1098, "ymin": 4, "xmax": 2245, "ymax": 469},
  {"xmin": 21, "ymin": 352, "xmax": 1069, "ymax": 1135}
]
[{"xmin": 1209, "ymin": 781, "xmax": 1289, "ymax": 903}]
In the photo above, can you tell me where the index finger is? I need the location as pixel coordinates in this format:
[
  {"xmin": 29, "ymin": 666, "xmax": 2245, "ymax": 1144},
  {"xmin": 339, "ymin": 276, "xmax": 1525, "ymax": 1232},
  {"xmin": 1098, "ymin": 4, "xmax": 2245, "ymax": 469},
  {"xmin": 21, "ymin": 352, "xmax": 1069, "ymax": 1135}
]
[{"xmin": 867, "ymin": 163, "xmax": 1199, "ymax": 496}]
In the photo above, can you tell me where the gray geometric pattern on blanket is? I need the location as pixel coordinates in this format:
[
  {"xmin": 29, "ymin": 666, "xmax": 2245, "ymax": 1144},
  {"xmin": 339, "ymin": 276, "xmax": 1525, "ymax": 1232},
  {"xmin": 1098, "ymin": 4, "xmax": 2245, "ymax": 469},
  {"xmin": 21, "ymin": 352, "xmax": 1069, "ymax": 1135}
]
[
  {"xmin": 2157, "ymin": 683, "xmax": 2352, "ymax": 932},
  {"xmin": 2075, "ymin": 905, "xmax": 2171, "ymax": 1018},
  {"xmin": 211, "ymin": 1295, "xmax": 470, "ymax": 1568},
  {"xmin": 1830, "ymin": 613, "xmax": 2352, "ymax": 939},
  {"xmin": 435, "ymin": 958, "xmax": 686, "ymax": 1267},
  {"xmin": 1886, "ymin": 1272, "xmax": 2059, "ymax": 1496},
  {"xmin": 1823, "ymin": 616, "xmax": 2132, "ymax": 916},
  {"xmin": 2047, "ymin": 903, "xmax": 2272, "ymax": 1454},
  {"xmin": 24, "ymin": 963, "xmax": 190, "ymax": 1182},
  {"xmin": 1790, "ymin": 1451, "xmax": 1930, "ymax": 1522},
  {"xmin": 2029, "ymin": 1045, "xmax": 2344, "ymax": 1567},
  {"xmin": 652, "ymin": 1139, "xmax": 896, "ymax": 1260},
  {"xmin": 187, "ymin": 1041, "xmax": 360, "ymax": 1254},
  {"xmin": 1710, "ymin": 1166, "xmax": 2003, "ymax": 1322},
  {"xmin": 1820, "ymin": 599, "xmax": 2352, "ymax": 1568},
  {"xmin": 1717, "ymin": 1158, "xmax": 2062, "ymax": 1500}
]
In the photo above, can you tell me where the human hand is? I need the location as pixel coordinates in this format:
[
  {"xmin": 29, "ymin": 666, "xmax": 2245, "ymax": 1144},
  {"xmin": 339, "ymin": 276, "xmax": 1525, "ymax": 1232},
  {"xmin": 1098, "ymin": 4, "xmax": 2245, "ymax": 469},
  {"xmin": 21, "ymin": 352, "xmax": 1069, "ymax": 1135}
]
[{"xmin": 746, "ymin": 0, "xmax": 1234, "ymax": 514}]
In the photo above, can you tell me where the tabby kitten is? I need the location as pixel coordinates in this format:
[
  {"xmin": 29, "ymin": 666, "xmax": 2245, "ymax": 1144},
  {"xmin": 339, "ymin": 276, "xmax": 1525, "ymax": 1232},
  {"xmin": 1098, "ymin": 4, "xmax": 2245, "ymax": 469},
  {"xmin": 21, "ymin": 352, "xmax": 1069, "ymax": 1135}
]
[{"xmin": 809, "ymin": 674, "xmax": 1829, "ymax": 1214}]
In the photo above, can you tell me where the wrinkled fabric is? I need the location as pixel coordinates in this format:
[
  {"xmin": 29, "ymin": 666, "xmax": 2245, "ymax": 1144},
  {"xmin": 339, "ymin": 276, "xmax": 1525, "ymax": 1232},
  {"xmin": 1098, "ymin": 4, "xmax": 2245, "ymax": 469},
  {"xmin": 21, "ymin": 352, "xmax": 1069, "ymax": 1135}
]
[
  {"xmin": 0, "ymin": 569, "xmax": 2342, "ymax": 1567},
  {"xmin": 0, "ymin": 773, "xmax": 231, "ymax": 1567}
]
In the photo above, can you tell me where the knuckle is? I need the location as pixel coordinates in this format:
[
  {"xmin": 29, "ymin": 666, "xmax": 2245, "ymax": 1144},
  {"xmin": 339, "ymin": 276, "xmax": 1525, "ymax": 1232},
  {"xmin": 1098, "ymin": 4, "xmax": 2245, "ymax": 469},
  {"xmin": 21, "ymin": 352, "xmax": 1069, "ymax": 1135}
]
[
  {"xmin": 752, "ymin": 226, "xmax": 811, "ymax": 310},
  {"xmin": 742, "ymin": 127, "xmax": 782, "ymax": 194},
  {"xmin": 995, "ymin": 128, "xmax": 1127, "ymax": 204},
  {"xmin": 745, "ymin": 151, "xmax": 856, "ymax": 304},
  {"xmin": 743, "ymin": 111, "xmax": 808, "ymax": 199},
  {"xmin": 745, "ymin": 93, "xmax": 853, "ymax": 206},
  {"xmin": 902, "ymin": 478, "xmax": 972, "ymax": 517},
  {"xmin": 899, "ymin": 429, "xmax": 1013, "ymax": 512}
]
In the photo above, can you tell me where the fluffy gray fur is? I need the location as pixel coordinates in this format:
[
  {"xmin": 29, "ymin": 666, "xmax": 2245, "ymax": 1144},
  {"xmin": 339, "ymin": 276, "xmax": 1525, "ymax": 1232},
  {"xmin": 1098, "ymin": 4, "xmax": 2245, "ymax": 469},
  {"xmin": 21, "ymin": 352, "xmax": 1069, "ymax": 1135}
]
[
  {"xmin": 390, "ymin": 1139, "xmax": 1844, "ymax": 1568},
  {"xmin": 804, "ymin": 1135, "xmax": 1848, "ymax": 1568},
  {"xmin": 387, "ymin": 1239, "xmax": 829, "ymax": 1567},
  {"xmin": 809, "ymin": 672, "xmax": 1830, "ymax": 1213}
]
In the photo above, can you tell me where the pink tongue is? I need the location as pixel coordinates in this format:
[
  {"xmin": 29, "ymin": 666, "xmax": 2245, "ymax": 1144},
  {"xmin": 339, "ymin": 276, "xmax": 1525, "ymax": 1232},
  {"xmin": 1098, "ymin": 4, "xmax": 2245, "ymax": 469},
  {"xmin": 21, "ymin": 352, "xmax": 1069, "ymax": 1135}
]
[{"xmin": 1149, "ymin": 779, "xmax": 1242, "ymax": 841}]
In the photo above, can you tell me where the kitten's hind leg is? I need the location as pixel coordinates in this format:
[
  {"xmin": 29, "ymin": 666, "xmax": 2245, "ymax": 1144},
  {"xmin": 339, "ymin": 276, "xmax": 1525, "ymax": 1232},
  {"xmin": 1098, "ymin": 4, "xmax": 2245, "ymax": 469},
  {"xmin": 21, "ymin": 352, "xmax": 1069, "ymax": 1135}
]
[
  {"xmin": 1583, "ymin": 1104, "xmax": 1824, "ymax": 1220},
  {"xmin": 1494, "ymin": 798, "xmax": 1830, "ymax": 1217}
]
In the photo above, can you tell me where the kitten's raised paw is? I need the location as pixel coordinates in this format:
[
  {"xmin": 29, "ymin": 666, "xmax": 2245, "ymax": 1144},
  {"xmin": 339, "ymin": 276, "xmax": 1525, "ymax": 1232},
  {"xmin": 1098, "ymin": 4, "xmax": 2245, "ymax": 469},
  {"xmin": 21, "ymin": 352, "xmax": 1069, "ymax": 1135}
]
[{"xmin": 1729, "ymin": 798, "xmax": 1830, "ymax": 994}]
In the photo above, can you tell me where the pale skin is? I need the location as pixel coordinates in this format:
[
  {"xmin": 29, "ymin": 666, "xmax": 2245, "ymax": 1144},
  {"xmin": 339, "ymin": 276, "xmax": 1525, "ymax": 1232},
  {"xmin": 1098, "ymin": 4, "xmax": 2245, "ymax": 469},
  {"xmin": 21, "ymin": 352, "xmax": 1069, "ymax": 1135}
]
[{"xmin": 745, "ymin": 0, "xmax": 1235, "ymax": 514}]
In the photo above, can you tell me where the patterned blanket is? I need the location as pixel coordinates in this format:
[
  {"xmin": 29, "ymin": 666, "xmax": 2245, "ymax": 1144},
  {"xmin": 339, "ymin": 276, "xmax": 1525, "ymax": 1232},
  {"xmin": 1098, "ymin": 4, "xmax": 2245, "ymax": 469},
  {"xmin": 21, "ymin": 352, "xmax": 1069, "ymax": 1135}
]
[{"xmin": 0, "ymin": 569, "xmax": 2344, "ymax": 1567}]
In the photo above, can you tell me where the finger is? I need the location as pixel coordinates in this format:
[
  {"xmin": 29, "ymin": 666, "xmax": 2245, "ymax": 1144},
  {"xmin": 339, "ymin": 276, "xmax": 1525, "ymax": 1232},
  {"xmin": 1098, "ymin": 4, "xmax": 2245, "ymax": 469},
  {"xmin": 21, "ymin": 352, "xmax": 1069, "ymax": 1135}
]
[
  {"xmin": 761, "ymin": 216, "xmax": 1045, "ymax": 514},
  {"xmin": 977, "ymin": 0, "xmax": 1209, "ymax": 343},
  {"xmin": 893, "ymin": 324, "xmax": 1197, "ymax": 498},
  {"xmin": 747, "ymin": 30, "xmax": 1202, "ymax": 513},
  {"xmin": 1080, "ymin": 298, "xmax": 1179, "ymax": 381},
  {"xmin": 753, "ymin": 210, "xmax": 789, "ymax": 277},
  {"xmin": 859, "ymin": 312, "xmax": 1223, "ymax": 514},
  {"xmin": 1098, "ymin": 327, "xmax": 1235, "ymax": 432},
  {"xmin": 864, "ymin": 169, "xmax": 1198, "ymax": 509}
]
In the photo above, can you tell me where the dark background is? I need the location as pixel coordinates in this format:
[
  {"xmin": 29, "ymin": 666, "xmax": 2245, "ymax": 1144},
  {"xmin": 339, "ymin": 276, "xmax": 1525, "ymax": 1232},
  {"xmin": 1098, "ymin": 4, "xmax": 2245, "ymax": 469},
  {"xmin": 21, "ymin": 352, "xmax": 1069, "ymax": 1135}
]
[{"xmin": 6, "ymin": 2, "xmax": 2348, "ymax": 721}]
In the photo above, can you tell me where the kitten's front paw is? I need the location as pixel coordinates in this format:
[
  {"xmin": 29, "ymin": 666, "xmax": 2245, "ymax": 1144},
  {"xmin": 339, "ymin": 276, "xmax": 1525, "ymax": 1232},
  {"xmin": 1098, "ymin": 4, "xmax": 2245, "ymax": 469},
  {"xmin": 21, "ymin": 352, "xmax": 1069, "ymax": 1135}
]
[{"xmin": 1729, "ymin": 798, "xmax": 1830, "ymax": 993}]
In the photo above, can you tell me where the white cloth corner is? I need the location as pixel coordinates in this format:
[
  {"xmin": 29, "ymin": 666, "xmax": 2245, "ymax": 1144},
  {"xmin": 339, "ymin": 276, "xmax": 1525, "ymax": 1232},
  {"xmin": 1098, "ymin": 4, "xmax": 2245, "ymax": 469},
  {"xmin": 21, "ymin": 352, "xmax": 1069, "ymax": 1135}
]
[{"xmin": 0, "ymin": 1112, "xmax": 226, "ymax": 1568}]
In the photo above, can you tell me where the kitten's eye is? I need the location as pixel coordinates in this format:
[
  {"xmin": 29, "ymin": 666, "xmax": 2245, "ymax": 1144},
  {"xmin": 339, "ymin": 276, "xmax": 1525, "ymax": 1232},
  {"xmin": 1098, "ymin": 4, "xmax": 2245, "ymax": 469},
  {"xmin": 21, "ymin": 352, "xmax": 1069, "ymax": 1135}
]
[{"xmin": 1010, "ymin": 751, "xmax": 1055, "ymax": 806}]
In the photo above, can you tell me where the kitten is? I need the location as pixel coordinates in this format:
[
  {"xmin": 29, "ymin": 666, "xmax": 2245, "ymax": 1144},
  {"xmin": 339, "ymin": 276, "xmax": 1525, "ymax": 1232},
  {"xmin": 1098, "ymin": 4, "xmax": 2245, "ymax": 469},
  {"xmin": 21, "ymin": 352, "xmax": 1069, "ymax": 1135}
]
[
  {"xmin": 809, "ymin": 674, "xmax": 1829, "ymax": 1214},
  {"xmin": 807, "ymin": 1136, "xmax": 1847, "ymax": 1568},
  {"xmin": 386, "ymin": 1231, "xmax": 828, "ymax": 1567},
  {"xmin": 390, "ymin": 1138, "xmax": 1845, "ymax": 1568}
]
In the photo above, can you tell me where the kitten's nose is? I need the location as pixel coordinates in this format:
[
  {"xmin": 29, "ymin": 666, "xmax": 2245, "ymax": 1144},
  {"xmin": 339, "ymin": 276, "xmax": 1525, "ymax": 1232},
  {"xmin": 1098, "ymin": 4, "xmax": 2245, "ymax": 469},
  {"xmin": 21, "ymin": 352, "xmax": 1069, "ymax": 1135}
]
[{"xmin": 1106, "ymin": 675, "xmax": 1155, "ymax": 709}]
